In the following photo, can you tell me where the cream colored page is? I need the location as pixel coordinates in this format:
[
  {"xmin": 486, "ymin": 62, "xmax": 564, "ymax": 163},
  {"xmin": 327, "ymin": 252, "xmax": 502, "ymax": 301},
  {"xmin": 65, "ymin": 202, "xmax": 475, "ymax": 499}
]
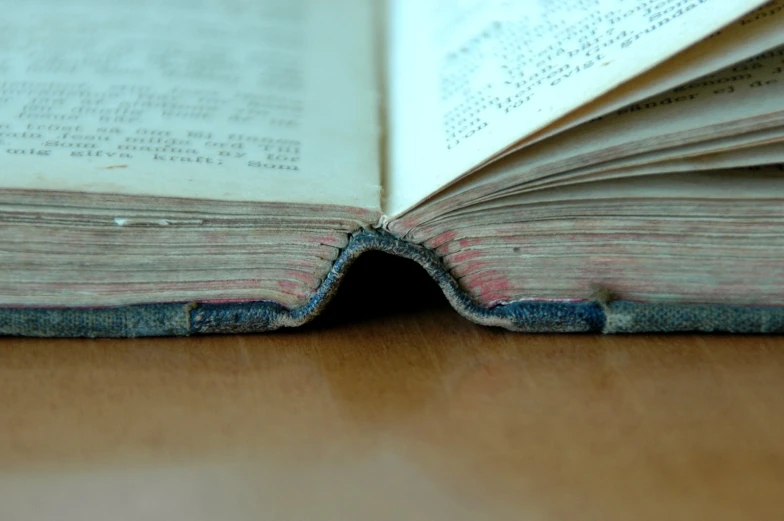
[
  {"xmin": 0, "ymin": 0, "xmax": 380, "ymax": 210},
  {"xmin": 513, "ymin": 0, "xmax": 784, "ymax": 152},
  {"xmin": 452, "ymin": 47, "xmax": 784, "ymax": 201},
  {"xmin": 386, "ymin": 0, "xmax": 769, "ymax": 216}
]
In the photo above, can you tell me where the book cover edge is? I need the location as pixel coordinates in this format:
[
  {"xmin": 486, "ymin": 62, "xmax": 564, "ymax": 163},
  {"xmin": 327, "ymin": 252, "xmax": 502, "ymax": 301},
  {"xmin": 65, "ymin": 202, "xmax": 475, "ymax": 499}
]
[{"xmin": 0, "ymin": 229, "xmax": 782, "ymax": 337}]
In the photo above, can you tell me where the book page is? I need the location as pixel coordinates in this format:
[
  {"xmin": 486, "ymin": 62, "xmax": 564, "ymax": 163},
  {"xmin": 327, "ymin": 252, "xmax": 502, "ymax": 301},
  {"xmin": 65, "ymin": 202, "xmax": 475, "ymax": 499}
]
[
  {"xmin": 518, "ymin": 130, "xmax": 784, "ymax": 194},
  {"xmin": 386, "ymin": 0, "xmax": 770, "ymax": 216},
  {"xmin": 402, "ymin": 46, "xmax": 784, "ymax": 225},
  {"xmin": 509, "ymin": 0, "xmax": 784, "ymax": 154},
  {"xmin": 0, "ymin": 0, "xmax": 380, "ymax": 210},
  {"xmin": 475, "ymin": 45, "xmax": 784, "ymax": 194}
]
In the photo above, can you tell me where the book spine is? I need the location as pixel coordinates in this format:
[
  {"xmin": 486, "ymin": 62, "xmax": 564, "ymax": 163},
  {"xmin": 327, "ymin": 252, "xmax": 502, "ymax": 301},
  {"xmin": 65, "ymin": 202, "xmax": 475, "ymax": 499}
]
[
  {"xmin": 0, "ymin": 303, "xmax": 193, "ymax": 338},
  {"xmin": 1, "ymin": 230, "xmax": 782, "ymax": 337}
]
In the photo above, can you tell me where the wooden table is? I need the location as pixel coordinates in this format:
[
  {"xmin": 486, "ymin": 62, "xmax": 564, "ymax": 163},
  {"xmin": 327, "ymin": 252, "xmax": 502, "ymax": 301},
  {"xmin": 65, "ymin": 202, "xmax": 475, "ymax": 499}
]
[{"xmin": 0, "ymin": 254, "xmax": 782, "ymax": 520}]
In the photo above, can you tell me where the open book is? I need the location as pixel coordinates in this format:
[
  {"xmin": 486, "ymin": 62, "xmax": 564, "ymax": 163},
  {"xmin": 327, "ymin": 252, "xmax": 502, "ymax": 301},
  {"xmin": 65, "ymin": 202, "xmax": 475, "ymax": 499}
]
[{"xmin": 1, "ymin": 0, "xmax": 783, "ymax": 336}]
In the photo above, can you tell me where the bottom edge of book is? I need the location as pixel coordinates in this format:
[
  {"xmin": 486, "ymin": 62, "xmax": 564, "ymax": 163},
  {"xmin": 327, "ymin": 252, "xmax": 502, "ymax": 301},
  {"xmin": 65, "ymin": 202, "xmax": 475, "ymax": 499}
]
[{"xmin": 1, "ymin": 230, "xmax": 782, "ymax": 338}]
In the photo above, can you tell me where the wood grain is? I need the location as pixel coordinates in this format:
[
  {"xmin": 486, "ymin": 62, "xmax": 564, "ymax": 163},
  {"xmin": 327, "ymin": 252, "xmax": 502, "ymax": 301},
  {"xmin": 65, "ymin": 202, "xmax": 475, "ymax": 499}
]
[{"xmin": 0, "ymin": 254, "xmax": 782, "ymax": 520}]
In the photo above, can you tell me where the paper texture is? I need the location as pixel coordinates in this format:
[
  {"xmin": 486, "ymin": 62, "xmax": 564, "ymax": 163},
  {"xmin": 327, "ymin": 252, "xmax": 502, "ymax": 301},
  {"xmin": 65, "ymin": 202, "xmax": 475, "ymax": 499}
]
[
  {"xmin": 385, "ymin": 0, "xmax": 770, "ymax": 215},
  {"xmin": 0, "ymin": 0, "xmax": 381, "ymax": 209}
]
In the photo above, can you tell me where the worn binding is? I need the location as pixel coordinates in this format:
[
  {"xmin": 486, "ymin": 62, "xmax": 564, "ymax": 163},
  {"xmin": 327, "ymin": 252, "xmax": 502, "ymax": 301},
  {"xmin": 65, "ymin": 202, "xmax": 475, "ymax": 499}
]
[{"xmin": 1, "ymin": 230, "xmax": 782, "ymax": 337}]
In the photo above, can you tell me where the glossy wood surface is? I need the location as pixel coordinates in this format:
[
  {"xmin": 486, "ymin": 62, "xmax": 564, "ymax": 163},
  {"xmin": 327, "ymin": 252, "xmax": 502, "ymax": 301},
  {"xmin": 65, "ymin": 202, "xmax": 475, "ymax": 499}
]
[{"xmin": 0, "ymin": 254, "xmax": 782, "ymax": 520}]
